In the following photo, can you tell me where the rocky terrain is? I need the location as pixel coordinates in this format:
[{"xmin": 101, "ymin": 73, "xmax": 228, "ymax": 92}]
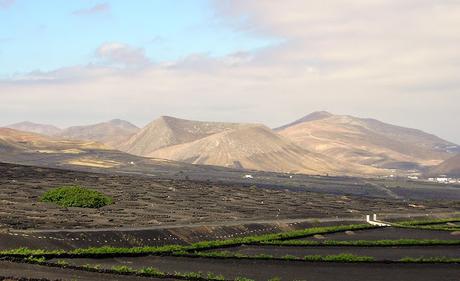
[
  {"xmin": 3, "ymin": 112, "xmax": 459, "ymax": 177},
  {"xmin": 5, "ymin": 121, "xmax": 62, "ymax": 137},
  {"xmin": 276, "ymin": 111, "xmax": 459, "ymax": 171},
  {"xmin": 57, "ymin": 119, "xmax": 139, "ymax": 148},
  {"xmin": 428, "ymin": 154, "xmax": 460, "ymax": 177}
]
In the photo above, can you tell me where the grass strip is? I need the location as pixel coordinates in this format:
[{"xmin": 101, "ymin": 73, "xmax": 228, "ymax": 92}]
[
  {"xmin": 0, "ymin": 224, "xmax": 375, "ymax": 259},
  {"xmin": 394, "ymin": 218, "xmax": 460, "ymax": 231},
  {"xmin": 400, "ymin": 257, "xmax": 460, "ymax": 263},
  {"xmin": 395, "ymin": 225, "xmax": 460, "ymax": 232},
  {"xmin": 1, "ymin": 256, "xmax": 245, "ymax": 281},
  {"xmin": 172, "ymin": 250, "xmax": 375, "ymax": 262},
  {"xmin": 185, "ymin": 224, "xmax": 376, "ymax": 251},
  {"xmin": 261, "ymin": 239, "xmax": 460, "ymax": 247},
  {"xmin": 397, "ymin": 218, "xmax": 460, "ymax": 226}
]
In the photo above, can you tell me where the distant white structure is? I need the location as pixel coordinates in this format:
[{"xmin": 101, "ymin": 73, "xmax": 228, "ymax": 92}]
[
  {"xmin": 407, "ymin": 175, "xmax": 419, "ymax": 180},
  {"xmin": 436, "ymin": 177, "xmax": 449, "ymax": 183},
  {"xmin": 428, "ymin": 176, "xmax": 459, "ymax": 184},
  {"xmin": 366, "ymin": 214, "xmax": 391, "ymax": 227},
  {"xmin": 244, "ymin": 174, "xmax": 253, "ymax": 179}
]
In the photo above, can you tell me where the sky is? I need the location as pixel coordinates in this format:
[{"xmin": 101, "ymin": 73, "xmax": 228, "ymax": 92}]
[{"xmin": 1, "ymin": 0, "xmax": 459, "ymax": 143}]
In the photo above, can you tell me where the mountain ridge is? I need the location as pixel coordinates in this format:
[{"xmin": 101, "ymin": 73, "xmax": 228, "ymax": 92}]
[
  {"xmin": 56, "ymin": 119, "xmax": 139, "ymax": 148},
  {"xmin": 276, "ymin": 112, "xmax": 458, "ymax": 171},
  {"xmin": 4, "ymin": 112, "xmax": 458, "ymax": 176},
  {"xmin": 5, "ymin": 121, "xmax": 62, "ymax": 136}
]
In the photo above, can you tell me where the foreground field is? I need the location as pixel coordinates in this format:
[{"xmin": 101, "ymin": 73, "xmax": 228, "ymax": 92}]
[
  {"xmin": 0, "ymin": 219, "xmax": 459, "ymax": 281},
  {"xmin": 1, "ymin": 162, "xmax": 460, "ymax": 280},
  {"xmin": 0, "ymin": 162, "xmax": 459, "ymax": 230}
]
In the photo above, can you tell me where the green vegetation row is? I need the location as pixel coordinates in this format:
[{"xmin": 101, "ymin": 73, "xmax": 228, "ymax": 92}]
[
  {"xmin": 261, "ymin": 239, "xmax": 460, "ymax": 247},
  {"xmin": 174, "ymin": 251, "xmax": 375, "ymax": 262},
  {"xmin": 41, "ymin": 185, "xmax": 113, "ymax": 208},
  {"xmin": 396, "ymin": 217, "xmax": 460, "ymax": 226},
  {"xmin": 21, "ymin": 256, "xmax": 252, "ymax": 281},
  {"xmin": 399, "ymin": 257, "xmax": 460, "ymax": 263},
  {"xmin": 392, "ymin": 217, "xmax": 460, "ymax": 231},
  {"xmin": 0, "ymin": 224, "xmax": 376, "ymax": 258},
  {"xmin": 186, "ymin": 224, "xmax": 376, "ymax": 251}
]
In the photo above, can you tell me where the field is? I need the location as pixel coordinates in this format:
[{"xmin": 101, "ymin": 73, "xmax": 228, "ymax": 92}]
[{"xmin": 1, "ymin": 162, "xmax": 460, "ymax": 280}]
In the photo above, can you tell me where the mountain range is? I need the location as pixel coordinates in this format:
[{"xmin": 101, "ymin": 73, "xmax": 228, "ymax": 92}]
[
  {"xmin": 2, "ymin": 112, "xmax": 459, "ymax": 177},
  {"xmin": 275, "ymin": 111, "xmax": 457, "ymax": 170},
  {"xmin": 6, "ymin": 119, "xmax": 139, "ymax": 148}
]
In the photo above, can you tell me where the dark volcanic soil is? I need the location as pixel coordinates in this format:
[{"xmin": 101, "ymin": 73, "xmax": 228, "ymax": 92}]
[
  {"xmin": 0, "ymin": 162, "xmax": 458, "ymax": 230},
  {"xmin": 0, "ymin": 221, "xmax": 358, "ymax": 250},
  {"xmin": 297, "ymin": 227, "xmax": 460, "ymax": 241},
  {"xmin": 0, "ymin": 261, "xmax": 171, "ymax": 281},
  {"xmin": 58, "ymin": 256, "xmax": 460, "ymax": 281},
  {"xmin": 213, "ymin": 244, "xmax": 460, "ymax": 260}
]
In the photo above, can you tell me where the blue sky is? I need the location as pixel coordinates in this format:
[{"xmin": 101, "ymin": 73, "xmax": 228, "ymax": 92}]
[
  {"xmin": 0, "ymin": 0, "xmax": 275, "ymax": 76},
  {"xmin": 1, "ymin": 1, "xmax": 459, "ymax": 144}
]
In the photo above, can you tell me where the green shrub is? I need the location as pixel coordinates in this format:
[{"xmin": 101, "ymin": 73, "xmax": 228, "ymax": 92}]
[
  {"xmin": 207, "ymin": 272, "xmax": 226, "ymax": 280},
  {"xmin": 137, "ymin": 267, "xmax": 165, "ymax": 277},
  {"xmin": 41, "ymin": 186, "xmax": 112, "ymax": 208},
  {"xmin": 25, "ymin": 256, "xmax": 47, "ymax": 263},
  {"xmin": 111, "ymin": 265, "xmax": 134, "ymax": 273},
  {"xmin": 55, "ymin": 259, "xmax": 69, "ymax": 266}
]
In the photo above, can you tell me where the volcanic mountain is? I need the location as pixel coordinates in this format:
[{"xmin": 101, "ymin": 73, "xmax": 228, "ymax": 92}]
[
  {"xmin": 0, "ymin": 127, "xmax": 145, "ymax": 170},
  {"xmin": 120, "ymin": 116, "xmax": 384, "ymax": 175},
  {"xmin": 428, "ymin": 154, "xmax": 460, "ymax": 177},
  {"xmin": 5, "ymin": 121, "xmax": 62, "ymax": 136},
  {"xmin": 57, "ymin": 119, "xmax": 139, "ymax": 148},
  {"xmin": 119, "ymin": 116, "xmax": 246, "ymax": 156},
  {"xmin": 0, "ymin": 127, "xmax": 108, "ymax": 156},
  {"xmin": 276, "ymin": 111, "xmax": 458, "ymax": 171}
]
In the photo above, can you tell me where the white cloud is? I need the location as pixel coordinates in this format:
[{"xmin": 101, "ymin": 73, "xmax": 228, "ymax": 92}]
[
  {"xmin": 95, "ymin": 42, "xmax": 150, "ymax": 67},
  {"xmin": 72, "ymin": 3, "xmax": 110, "ymax": 16},
  {"xmin": 1, "ymin": 1, "xmax": 460, "ymax": 143}
]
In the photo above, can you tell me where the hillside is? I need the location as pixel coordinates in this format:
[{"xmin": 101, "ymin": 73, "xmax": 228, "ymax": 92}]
[
  {"xmin": 57, "ymin": 119, "xmax": 139, "ymax": 148},
  {"xmin": 0, "ymin": 127, "xmax": 107, "ymax": 152},
  {"xmin": 0, "ymin": 127, "xmax": 143, "ymax": 170},
  {"xmin": 120, "ymin": 117, "xmax": 384, "ymax": 176},
  {"xmin": 428, "ymin": 154, "xmax": 460, "ymax": 177},
  {"xmin": 119, "ymin": 116, "xmax": 245, "ymax": 156},
  {"xmin": 5, "ymin": 121, "xmax": 62, "ymax": 136},
  {"xmin": 276, "ymin": 112, "xmax": 459, "ymax": 171}
]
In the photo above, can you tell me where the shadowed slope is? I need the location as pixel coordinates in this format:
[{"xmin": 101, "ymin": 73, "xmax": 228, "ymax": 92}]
[
  {"xmin": 428, "ymin": 154, "xmax": 460, "ymax": 177},
  {"xmin": 0, "ymin": 128, "xmax": 107, "ymax": 151},
  {"xmin": 120, "ymin": 116, "xmax": 247, "ymax": 156},
  {"xmin": 149, "ymin": 124, "xmax": 383, "ymax": 175},
  {"xmin": 58, "ymin": 119, "xmax": 139, "ymax": 148},
  {"xmin": 5, "ymin": 121, "xmax": 62, "ymax": 136},
  {"xmin": 277, "ymin": 112, "xmax": 458, "ymax": 170}
]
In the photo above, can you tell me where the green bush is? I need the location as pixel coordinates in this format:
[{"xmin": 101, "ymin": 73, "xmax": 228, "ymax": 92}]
[
  {"xmin": 111, "ymin": 265, "xmax": 134, "ymax": 273},
  {"xmin": 41, "ymin": 186, "xmax": 113, "ymax": 208}
]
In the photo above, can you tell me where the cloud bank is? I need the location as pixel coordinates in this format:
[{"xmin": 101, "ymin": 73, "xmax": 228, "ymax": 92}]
[{"xmin": 2, "ymin": 0, "xmax": 460, "ymax": 143}]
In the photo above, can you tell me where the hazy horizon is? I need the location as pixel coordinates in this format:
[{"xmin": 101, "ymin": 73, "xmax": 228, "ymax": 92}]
[{"xmin": 1, "ymin": 1, "xmax": 459, "ymax": 143}]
